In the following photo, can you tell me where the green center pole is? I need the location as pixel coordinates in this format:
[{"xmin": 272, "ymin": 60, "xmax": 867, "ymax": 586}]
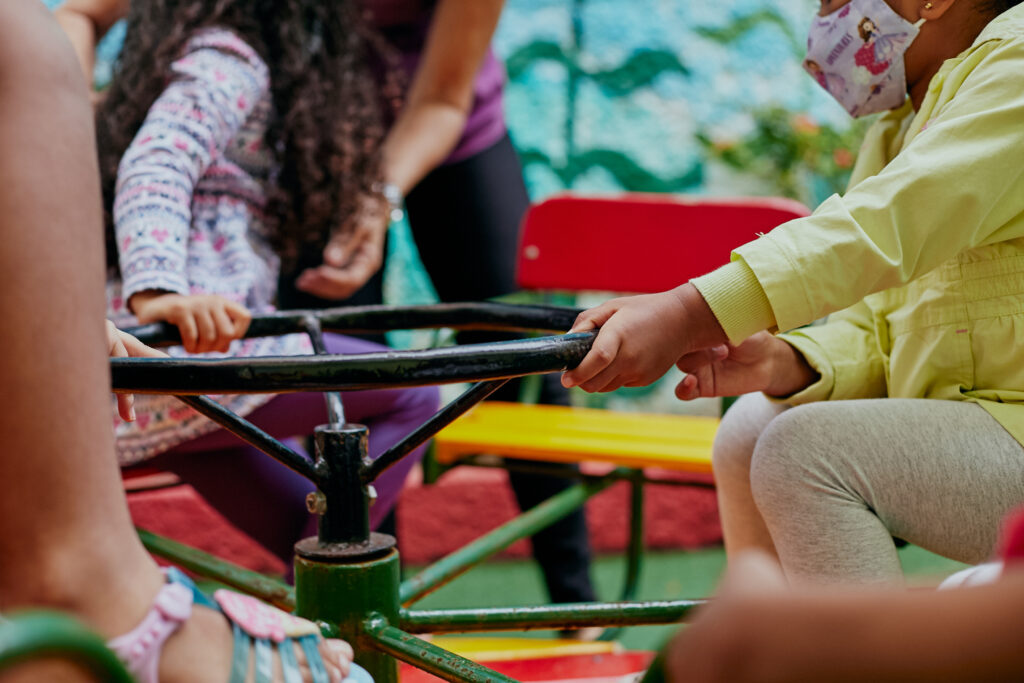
[
  {"xmin": 295, "ymin": 547, "xmax": 401, "ymax": 683},
  {"xmin": 293, "ymin": 419, "xmax": 403, "ymax": 683}
]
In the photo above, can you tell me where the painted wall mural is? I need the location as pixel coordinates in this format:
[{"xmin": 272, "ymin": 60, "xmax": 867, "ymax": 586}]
[{"xmin": 495, "ymin": 0, "xmax": 864, "ymax": 206}]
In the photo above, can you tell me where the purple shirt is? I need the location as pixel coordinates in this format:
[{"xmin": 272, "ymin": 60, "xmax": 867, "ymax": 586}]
[{"xmin": 364, "ymin": 0, "xmax": 507, "ymax": 162}]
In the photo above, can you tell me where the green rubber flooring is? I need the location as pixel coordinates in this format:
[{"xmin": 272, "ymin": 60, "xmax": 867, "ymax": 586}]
[{"xmin": 404, "ymin": 545, "xmax": 969, "ymax": 652}]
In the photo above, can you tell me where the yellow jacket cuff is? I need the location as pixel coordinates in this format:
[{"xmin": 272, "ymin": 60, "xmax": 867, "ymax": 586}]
[{"xmin": 691, "ymin": 260, "xmax": 777, "ymax": 345}]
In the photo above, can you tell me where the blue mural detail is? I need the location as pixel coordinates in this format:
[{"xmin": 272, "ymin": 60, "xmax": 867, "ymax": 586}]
[{"xmin": 496, "ymin": 0, "xmax": 853, "ymax": 202}]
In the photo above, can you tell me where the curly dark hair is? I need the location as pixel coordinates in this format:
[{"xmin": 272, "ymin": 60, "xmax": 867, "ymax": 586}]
[
  {"xmin": 976, "ymin": 0, "xmax": 1024, "ymax": 15},
  {"xmin": 96, "ymin": 0, "xmax": 400, "ymax": 270}
]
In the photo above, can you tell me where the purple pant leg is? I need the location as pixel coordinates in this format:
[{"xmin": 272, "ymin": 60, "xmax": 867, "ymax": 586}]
[{"xmin": 148, "ymin": 333, "xmax": 439, "ymax": 563}]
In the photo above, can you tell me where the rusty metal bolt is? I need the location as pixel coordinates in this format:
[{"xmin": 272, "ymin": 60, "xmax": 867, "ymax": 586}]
[{"xmin": 305, "ymin": 491, "xmax": 327, "ymax": 515}]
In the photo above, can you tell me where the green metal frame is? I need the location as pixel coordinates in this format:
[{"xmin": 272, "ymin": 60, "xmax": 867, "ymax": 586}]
[
  {"xmin": 0, "ymin": 613, "xmax": 134, "ymax": 682},
  {"xmin": 107, "ymin": 303, "xmax": 707, "ymax": 683}
]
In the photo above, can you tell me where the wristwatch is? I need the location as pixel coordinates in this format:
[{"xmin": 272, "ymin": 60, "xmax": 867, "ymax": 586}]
[{"xmin": 381, "ymin": 182, "xmax": 405, "ymax": 222}]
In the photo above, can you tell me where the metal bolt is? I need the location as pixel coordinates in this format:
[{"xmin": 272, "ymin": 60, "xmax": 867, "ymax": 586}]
[
  {"xmin": 367, "ymin": 485, "xmax": 378, "ymax": 506},
  {"xmin": 305, "ymin": 491, "xmax": 327, "ymax": 515}
]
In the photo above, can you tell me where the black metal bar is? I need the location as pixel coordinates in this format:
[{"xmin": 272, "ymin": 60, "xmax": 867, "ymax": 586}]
[
  {"xmin": 300, "ymin": 315, "xmax": 345, "ymax": 426},
  {"xmin": 175, "ymin": 395, "xmax": 317, "ymax": 482},
  {"xmin": 314, "ymin": 425, "xmax": 371, "ymax": 544},
  {"xmin": 111, "ymin": 333, "xmax": 595, "ymax": 395},
  {"xmin": 363, "ymin": 379, "xmax": 509, "ymax": 484},
  {"xmin": 124, "ymin": 303, "xmax": 582, "ymax": 347}
]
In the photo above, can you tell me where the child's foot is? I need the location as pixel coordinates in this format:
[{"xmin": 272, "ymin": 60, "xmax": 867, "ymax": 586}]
[
  {"xmin": 159, "ymin": 604, "xmax": 351, "ymax": 682},
  {"xmin": 110, "ymin": 569, "xmax": 352, "ymax": 683}
]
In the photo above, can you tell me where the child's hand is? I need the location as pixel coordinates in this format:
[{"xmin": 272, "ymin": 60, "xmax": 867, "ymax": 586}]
[
  {"xmin": 561, "ymin": 283, "xmax": 726, "ymax": 393},
  {"xmin": 130, "ymin": 291, "xmax": 251, "ymax": 354},
  {"xmin": 674, "ymin": 331, "xmax": 818, "ymax": 400},
  {"xmin": 106, "ymin": 320, "xmax": 167, "ymax": 422}
]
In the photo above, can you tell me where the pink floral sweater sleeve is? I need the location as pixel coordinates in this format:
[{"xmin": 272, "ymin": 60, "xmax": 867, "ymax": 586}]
[{"xmin": 114, "ymin": 30, "xmax": 270, "ymax": 305}]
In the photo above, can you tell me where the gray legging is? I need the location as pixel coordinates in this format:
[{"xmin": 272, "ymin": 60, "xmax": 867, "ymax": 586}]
[{"xmin": 713, "ymin": 393, "xmax": 1024, "ymax": 586}]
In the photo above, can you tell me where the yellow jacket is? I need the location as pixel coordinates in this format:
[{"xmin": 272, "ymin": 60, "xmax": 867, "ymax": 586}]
[{"xmin": 693, "ymin": 5, "xmax": 1024, "ymax": 444}]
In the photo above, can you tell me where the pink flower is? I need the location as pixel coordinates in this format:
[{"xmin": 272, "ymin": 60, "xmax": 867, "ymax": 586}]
[
  {"xmin": 833, "ymin": 148, "xmax": 854, "ymax": 168},
  {"xmin": 792, "ymin": 115, "xmax": 820, "ymax": 135}
]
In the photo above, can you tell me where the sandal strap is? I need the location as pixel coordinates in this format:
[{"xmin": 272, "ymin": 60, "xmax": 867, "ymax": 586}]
[
  {"xmin": 211, "ymin": 578, "xmax": 331, "ymax": 682},
  {"xmin": 111, "ymin": 567, "xmax": 337, "ymax": 683},
  {"xmin": 278, "ymin": 639, "xmax": 304, "ymax": 683},
  {"xmin": 254, "ymin": 637, "xmax": 274, "ymax": 683},
  {"xmin": 229, "ymin": 620, "xmax": 251, "ymax": 683},
  {"xmin": 300, "ymin": 634, "xmax": 330, "ymax": 683},
  {"xmin": 107, "ymin": 572, "xmax": 193, "ymax": 683}
]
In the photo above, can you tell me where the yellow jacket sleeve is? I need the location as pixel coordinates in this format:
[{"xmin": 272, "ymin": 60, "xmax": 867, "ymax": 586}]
[
  {"xmin": 774, "ymin": 300, "xmax": 888, "ymax": 404},
  {"xmin": 729, "ymin": 37, "xmax": 1024, "ymax": 337}
]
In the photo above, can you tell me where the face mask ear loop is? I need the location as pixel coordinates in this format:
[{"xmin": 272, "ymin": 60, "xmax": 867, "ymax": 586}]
[{"xmin": 914, "ymin": 17, "xmax": 927, "ymax": 28}]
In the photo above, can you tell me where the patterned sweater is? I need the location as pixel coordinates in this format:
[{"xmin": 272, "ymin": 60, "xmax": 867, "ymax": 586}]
[{"xmin": 107, "ymin": 29, "xmax": 310, "ymax": 465}]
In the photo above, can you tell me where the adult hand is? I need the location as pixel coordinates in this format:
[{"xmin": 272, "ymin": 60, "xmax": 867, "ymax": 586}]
[
  {"xmin": 106, "ymin": 319, "xmax": 167, "ymax": 422},
  {"xmin": 295, "ymin": 207, "xmax": 388, "ymax": 301},
  {"xmin": 130, "ymin": 291, "xmax": 251, "ymax": 354},
  {"xmin": 561, "ymin": 283, "xmax": 727, "ymax": 393},
  {"xmin": 674, "ymin": 331, "xmax": 819, "ymax": 400}
]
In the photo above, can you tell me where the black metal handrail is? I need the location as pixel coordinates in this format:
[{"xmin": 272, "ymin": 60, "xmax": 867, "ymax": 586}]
[
  {"xmin": 110, "ymin": 303, "xmax": 595, "ymax": 544},
  {"xmin": 110, "ymin": 333, "xmax": 595, "ymax": 394},
  {"xmin": 123, "ymin": 302, "xmax": 581, "ymax": 347}
]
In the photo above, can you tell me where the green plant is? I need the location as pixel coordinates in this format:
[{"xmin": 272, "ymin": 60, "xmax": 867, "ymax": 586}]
[{"xmin": 697, "ymin": 107, "xmax": 870, "ymax": 205}]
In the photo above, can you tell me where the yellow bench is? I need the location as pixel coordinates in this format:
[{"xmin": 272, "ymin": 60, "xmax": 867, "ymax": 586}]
[{"xmin": 434, "ymin": 402, "xmax": 717, "ymax": 475}]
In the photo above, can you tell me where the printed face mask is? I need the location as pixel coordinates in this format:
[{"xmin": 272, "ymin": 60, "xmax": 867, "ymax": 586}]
[{"xmin": 803, "ymin": 0, "xmax": 924, "ymax": 117}]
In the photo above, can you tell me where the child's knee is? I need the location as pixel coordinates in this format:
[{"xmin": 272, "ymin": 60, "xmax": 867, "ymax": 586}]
[
  {"xmin": 711, "ymin": 393, "xmax": 780, "ymax": 482},
  {"xmin": 749, "ymin": 403, "xmax": 834, "ymax": 508},
  {"xmin": 711, "ymin": 423, "xmax": 755, "ymax": 483}
]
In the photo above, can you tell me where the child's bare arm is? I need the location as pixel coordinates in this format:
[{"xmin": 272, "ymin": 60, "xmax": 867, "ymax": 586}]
[
  {"xmin": 297, "ymin": 0, "xmax": 506, "ymax": 301},
  {"xmin": 668, "ymin": 552, "xmax": 1024, "ymax": 683}
]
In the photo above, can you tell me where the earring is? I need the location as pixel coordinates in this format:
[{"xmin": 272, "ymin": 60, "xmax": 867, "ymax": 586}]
[{"xmin": 924, "ymin": 1, "xmax": 933, "ymax": 8}]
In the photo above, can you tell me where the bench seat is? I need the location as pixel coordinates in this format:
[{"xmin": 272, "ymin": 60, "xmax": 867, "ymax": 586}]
[{"xmin": 433, "ymin": 402, "xmax": 718, "ymax": 475}]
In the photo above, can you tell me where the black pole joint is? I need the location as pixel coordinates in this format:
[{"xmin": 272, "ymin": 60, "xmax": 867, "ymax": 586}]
[{"xmin": 313, "ymin": 424, "xmax": 372, "ymax": 545}]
